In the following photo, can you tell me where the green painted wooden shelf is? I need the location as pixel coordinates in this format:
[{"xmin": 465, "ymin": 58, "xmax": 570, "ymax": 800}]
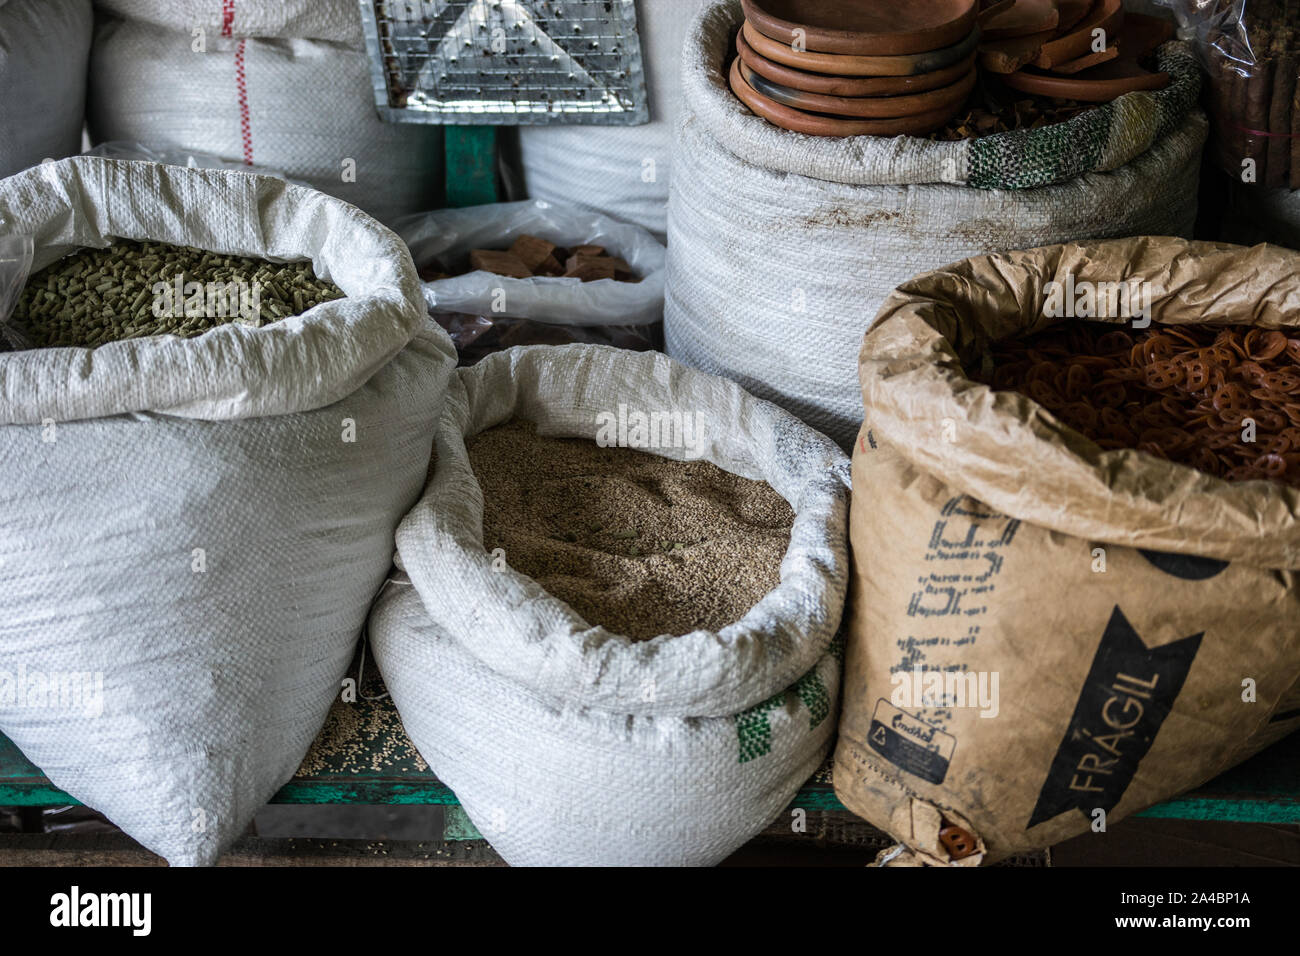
[{"xmin": 3, "ymin": 669, "xmax": 1298, "ymax": 823}]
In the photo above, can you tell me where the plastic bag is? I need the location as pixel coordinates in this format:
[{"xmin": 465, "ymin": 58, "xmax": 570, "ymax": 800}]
[
  {"xmin": 1168, "ymin": 0, "xmax": 1300, "ymax": 187},
  {"xmin": 432, "ymin": 311, "xmax": 661, "ymax": 366},
  {"xmin": 0, "ymin": 235, "xmax": 34, "ymax": 352},
  {"xmin": 393, "ymin": 199, "xmax": 667, "ymax": 328}
]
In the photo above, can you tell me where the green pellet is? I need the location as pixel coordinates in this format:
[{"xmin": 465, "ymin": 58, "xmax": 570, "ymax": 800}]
[{"xmin": 7, "ymin": 240, "xmax": 345, "ymax": 350}]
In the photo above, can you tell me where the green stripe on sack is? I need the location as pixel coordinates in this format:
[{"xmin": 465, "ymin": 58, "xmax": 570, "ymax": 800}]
[
  {"xmin": 965, "ymin": 42, "xmax": 1200, "ymax": 190},
  {"xmin": 735, "ymin": 634, "xmax": 842, "ymax": 763},
  {"xmin": 736, "ymin": 692, "xmax": 785, "ymax": 764},
  {"xmin": 795, "ymin": 670, "xmax": 831, "ymax": 729}
]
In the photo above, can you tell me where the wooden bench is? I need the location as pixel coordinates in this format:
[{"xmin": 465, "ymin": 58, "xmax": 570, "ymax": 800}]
[{"xmin": 4, "ymin": 653, "xmax": 1299, "ymax": 849}]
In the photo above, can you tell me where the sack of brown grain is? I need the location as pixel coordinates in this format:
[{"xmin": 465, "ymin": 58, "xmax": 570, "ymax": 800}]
[
  {"xmin": 834, "ymin": 236, "xmax": 1300, "ymax": 865},
  {"xmin": 369, "ymin": 344, "xmax": 850, "ymax": 865}
]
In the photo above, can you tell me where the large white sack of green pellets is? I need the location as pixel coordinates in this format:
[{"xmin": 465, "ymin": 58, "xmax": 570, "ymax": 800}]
[{"xmin": 0, "ymin": 156, "xmax": 455, "ymax": 865}]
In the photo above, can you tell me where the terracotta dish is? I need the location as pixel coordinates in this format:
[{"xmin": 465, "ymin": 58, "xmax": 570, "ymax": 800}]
[
  {"xmin": 740, "ymin": 0, "xmax": 977, "ymax": 56},
  {"xmin": 1006, "ymin": 13, "xmax": 1174, "ymax": 100},
  {"xmin": 979, "ymin": 0, "xmax": 1059, "ymax": 40},
  {"xmin": 979, "ymin": 28, "xmax": 1056, "ymax": 73},
  {"xmin": 1049, "ymin": 45, "xmax": 1119, "ymax": 74},
  {"xmin": 1002, "ymin": 59, "xmax": 1168, "ymax": 100},
  {"xmin": 736, "ymin": 29, "xmax": 978, "ymax": 97},
  {"xmin": 1033, "ymin": 0, "xmax": 1124, "ymax": 70},
  {"xmin": 728, "ymin": 57, "xmax": 961, "ymax": 136},
  {"xmin": 1054, "ymin": 0, "xmax": 1095, "ymax": 33},
  {"xmin": 977, "ymin": 0, "xmax": 1017, "ymax": 19},
  {"xmin": 739, "ymin": 59, "xmax": 976, "ymax": 118},
  {"xmin": 742, "ymin": 20, "xmax": 980, "ymax": 77}
]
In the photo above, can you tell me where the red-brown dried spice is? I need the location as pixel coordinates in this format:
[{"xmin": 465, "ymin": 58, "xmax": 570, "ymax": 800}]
[{"xmin": 976, "ymin": 320, "xmax": 1300, "ymax": 487}]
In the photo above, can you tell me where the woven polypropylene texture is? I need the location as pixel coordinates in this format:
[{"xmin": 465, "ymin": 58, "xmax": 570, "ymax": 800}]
[
  {"xmin": 1, "ymin": 344, "xmax": 444, "ymax": 865},
  {"xmin": 369, "ymin": 343, "xmax": 849, "ymax": 865},
  {"xmin": 394, "ymin": 345, "xmax": 850, "ymax": 717},
  {"xmin": 94, "ymin": 0, "xmax": 365, "ymax": 43},
  {"xmin": 663, "ymin": 1, "xmax": 1208, "ymax": 449},
  {"xmin": 0, "ymin": 157, "xmax": 429, "ymax": 425},
  {"xmin": 0, "ymin": 157, "xmax": 455, "ymax": 866},
  {"xmin": 371, "ymin": 581, "xmax": 842, "ymax": 867},
  {"xmin": 0, "ymin": 0, "xmax": 91, "ymax": 178},
  {"xmin": 87, "ymin": 4, "xmax": 444, "ymax": 226},
  {"xmin": 966, "ymin": 45, "xmax": 1200, "ymax": 189}
]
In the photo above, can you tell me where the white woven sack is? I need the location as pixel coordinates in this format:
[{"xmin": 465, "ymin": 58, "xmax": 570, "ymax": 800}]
[
  {"xmin": 0, "ymin": 0, "xmax": 92, "ymax": 178},
  {"xmin": 395, "ymin": 199, "xmax": 667, "ymax": 326},
  {"xmin": 0, "ymin": 157, "xmax": 456, "ymax": 865},
  {"xmin": 369, "ymin": 344, "xmax": 850, "ymax": 865},
  {"xmin": 87, "ymin": 1, "xmax": 443, "ymax": 226},
  {"xmin": 665, "ymin": 0, "xmax": 1209, "ymax": 449},
  {"xmin": 94, "ymin": 0, "xmax": 364, "ymax": 43},
  {"xmin": 517, "ymin": 0, "xmax": 707, "ymax": 241}
]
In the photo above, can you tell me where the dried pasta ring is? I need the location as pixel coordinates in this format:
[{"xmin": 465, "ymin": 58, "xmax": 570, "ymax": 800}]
[
  {"xmin": 1167, "ymin": 326, "xmax": 1203, "ymax": 347},
  {"xmin": 1145, "ymin": 362, "xmax": 1185, "ymax": 389},
  {"xmin": 1246, "ymin": 329, "xmax": 1288, "ymax": 361},
  {"xmin": 1264, "ymin": 434, "xmax": 1293, "ymax": 455},
  {"xmin": 1183, "ymin": 360, "xmax": 1211, "ymax": 391},
  {"xmin": 976, "ymin": 319, "xmax": 1300, "ymax": 488},
  {"xmin": 1264, "ymin": 370, "xmax": 1300, "ymax": 393},
  {"xmin": 1211, "ymin": 383, "xmax": 1251, "ymax": 411},
  {"xmin": 1103, "ymin": 366, "xmax": 1145, "ymax": 382},
  {"xmin": 1095, "ymin": 331, "xmax": 1134, "ymax": 353},
  {"xmin": 1065, "ymin": 364, "xmax": 1091, "ymax": 400},
  {"xmin": 1252, "ymin": 409, "xmax": 1287, "ymax": 431}
]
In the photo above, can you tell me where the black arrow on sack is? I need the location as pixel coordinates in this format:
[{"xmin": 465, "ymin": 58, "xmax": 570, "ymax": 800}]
[{"xmin": 1028, "ymin": 606, "xmax": 1203, "ymax": 829}]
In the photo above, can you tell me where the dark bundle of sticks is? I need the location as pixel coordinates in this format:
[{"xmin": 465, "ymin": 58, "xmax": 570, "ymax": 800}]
[{"xmin": 1208, "ymin": 0, "xmax": 1300, "ymax": 188}]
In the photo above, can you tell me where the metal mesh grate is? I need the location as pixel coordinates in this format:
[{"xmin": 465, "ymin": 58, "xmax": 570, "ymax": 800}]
[{"xmin": 360, "ymin": 0, "xmax": 650, "ymax": 125}]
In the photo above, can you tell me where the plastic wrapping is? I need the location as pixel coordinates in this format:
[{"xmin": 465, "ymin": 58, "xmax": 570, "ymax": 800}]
[
  {"xmin": 431, "ymin": 311, "xmax": 662, "ymax": 366},
  {"xmin": 1172, "ymin": 0, "xmax": 1300, "ymax": 186},
  {"xmin": 394, "ymin": 199, "xmax": 666, "ymax": 364},
  {"xmin": 0, "ymin": 235, "xmax": 33, "ymax": 352}
]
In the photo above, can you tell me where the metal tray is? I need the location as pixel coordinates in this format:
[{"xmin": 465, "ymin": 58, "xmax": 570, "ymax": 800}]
[{"xmin": 359, "ymin": 0, "xmax": 650, "ymax": 125}]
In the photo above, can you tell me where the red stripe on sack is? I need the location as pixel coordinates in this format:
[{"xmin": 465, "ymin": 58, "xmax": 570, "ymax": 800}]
[
  {"xmin": 221, "ymin": 0, "xmax": 235, "ymax": 37},
  {"xmin": 235, "ymin": 38, "xmax": 253, "ymax": 165}
]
